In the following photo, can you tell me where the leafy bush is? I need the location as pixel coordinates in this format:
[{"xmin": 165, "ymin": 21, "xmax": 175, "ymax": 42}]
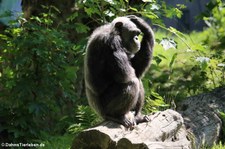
[
  {"xmin": 202, "ymin": 0, "xmax": 225, "ymax": 49},
  {"xmin": 148, "ymin": 30, "xmax": 225, "ymax": 101},
  {"xmin": 0, "ymin": 8, "xmax": 82, "ymax": 142}
]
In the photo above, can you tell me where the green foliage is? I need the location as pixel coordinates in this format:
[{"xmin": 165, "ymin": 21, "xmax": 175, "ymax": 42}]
[
  {"xmin": 0, "ymin": 7, "xmax": 82, "ymax": 142},
  {"xmin": 143, "ymin": 90, "xmax": 169, "ymax": 114},
  {"xmin": 67, "ymin": 0, "xmax": 185, "ymax": 28},
  {"xmin": 211, "ymin": 142, "xmax": 225, "ymax": 149},
  {"xmin": 196, "ymin": 0, "xmax": 225, "ymax": 93},
  {"xmin": 39, "ymin": 133, "xmax": 73, "ymax": 149},
  {"xmin": 219, "ymin": 111, "xmax": 225, "ymax": 143},
  {"xmin": 68, "ymin": 105, "xmax": 101, "ymax": 134},
  {"xmin": 194, "ymin": 0, "xmax": 225, "ymax": 88},
  {"xmin": 202, "ymin": 0, "xmax": 225, "ymax": 49},
  {"xmin": 147, "ymin": 13, "xmax": 225, "ymax": 99}
]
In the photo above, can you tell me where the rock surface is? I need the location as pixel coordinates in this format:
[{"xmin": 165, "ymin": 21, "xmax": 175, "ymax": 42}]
[
  {"xmin": 177, "ymin": 87, "xmax": 225, "ymax": 148},
  {"xmin": 71, "ymin": 109, "xmax": 191, "ymax": 149}
]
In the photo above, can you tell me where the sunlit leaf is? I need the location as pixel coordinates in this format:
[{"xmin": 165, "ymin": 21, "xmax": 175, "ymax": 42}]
[
  {"xmin": 151, "ymin": 4, "xmax": 160, "ymax": 10},
  {"xmin": 191, "ymin": 44, "xmax": 206, "ymax": 51},
  {"xmin": 129, "ymin": 6, "xmax": 138, "ymax": 12},
  {"xmin": 142, "ymin": 0, "xmax": 153, "ymax": 2},
  {"xmin": 169, "ymin": 53, "xmax": 178, "ymax": 68},
  {"xmin": 75, "ymin": 23, "xmax": 90, "ymax": 33},
  {"xmin": 218, "ymin": 63, "xmax": 225, "ymax": 67},
  {"xmin": 104, "ymin": 10, "xmax": 115, "ymax": 17},
  {"xmin": 160, "ymin": 38, "xmax": 177, "ymax": 50},
  {"xmin": 154, "ymin": 56, "xmax": 162, "ymax": 65},
  {"xmin": 196, "ymin": 57, "xmax": 210, "ymax": 70},
  {"xmin": 196, "ymin": 57, "xmax": 210, "ymax": 63}
]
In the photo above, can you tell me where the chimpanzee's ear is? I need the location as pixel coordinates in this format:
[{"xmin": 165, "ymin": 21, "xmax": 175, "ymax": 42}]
[{"xmin": 115, "ymin": 21, "xmax": 123, "ymax": 29}]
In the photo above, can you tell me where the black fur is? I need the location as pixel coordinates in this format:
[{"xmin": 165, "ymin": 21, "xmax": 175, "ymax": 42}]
[{"xmin": 84, "ymin": 15, "xmax": 154, "ymax": 127}]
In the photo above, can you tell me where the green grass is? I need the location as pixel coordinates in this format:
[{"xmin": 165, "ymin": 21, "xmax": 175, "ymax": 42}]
[{"xmin": 211, "ymin": 142, "xmax": 225, "ymax": 149}]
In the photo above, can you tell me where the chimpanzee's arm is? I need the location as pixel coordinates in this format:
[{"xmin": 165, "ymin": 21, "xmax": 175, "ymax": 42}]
[{"xmin": 128, "ymin": 15, "xmax": 155, "ymax": 78}]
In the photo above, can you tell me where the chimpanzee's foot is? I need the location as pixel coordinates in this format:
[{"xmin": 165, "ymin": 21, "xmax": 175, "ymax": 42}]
[
  {"xmin": 135, "ymin": 114, "xmax": 150, "ymax": 124},
  {"xmin": 105, "ymin": 113, "xmax": 136, "ymax": 128}
]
